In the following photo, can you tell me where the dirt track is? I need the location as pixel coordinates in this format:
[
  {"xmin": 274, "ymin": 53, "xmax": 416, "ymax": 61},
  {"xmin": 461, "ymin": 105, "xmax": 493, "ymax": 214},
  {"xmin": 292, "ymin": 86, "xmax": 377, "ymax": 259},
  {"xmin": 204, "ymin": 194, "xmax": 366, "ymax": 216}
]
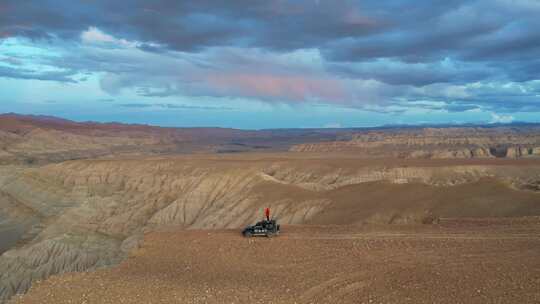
[{"xmin": 13, "ymin": 218, "xmax": 540, "ymax": 304}]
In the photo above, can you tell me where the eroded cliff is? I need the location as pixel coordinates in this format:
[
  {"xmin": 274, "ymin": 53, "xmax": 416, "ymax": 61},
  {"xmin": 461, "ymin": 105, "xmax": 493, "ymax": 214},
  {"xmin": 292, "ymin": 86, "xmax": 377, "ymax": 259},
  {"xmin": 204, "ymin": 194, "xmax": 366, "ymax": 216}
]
[
  {"xmin": 290, "ymin": 127, "xmax": 540, "ymax": 159},
  {"xmin": 1, "ymin": 156, "xmax": 540, "ymax": 302}
]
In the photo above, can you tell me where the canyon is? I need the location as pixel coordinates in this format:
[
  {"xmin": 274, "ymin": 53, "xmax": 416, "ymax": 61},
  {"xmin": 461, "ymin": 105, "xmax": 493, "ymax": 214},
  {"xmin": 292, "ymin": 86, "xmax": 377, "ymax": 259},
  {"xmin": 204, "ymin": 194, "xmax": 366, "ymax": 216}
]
[{"xmin": 0, "ymin": 114, "xmax": 539, "ymax": 303}]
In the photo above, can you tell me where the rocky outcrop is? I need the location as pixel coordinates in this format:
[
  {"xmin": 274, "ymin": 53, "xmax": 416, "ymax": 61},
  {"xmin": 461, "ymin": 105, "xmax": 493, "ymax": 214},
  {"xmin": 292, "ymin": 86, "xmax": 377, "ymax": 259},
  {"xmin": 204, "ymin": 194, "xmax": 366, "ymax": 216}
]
[
  {"xmin": 261, "ymin": 162, "xmax": 540, "ymax": 190},
  {"xmin": 472, "ymin": 147, "xmax": 493, "ymax": 158},
  {"xmin": 348, "ymin": 127, "xmax": 540, "ymax": 147},
  {"xmin": 405, "ymin": 147, "xmax": 493, "ymax": 159},
  {"xmin": 506, "ymin": 146, "xmax": 535, "ymax": 158},
  {"xmin": 290, "ymin": 127, "xmax": 540, "ymax": 159}
]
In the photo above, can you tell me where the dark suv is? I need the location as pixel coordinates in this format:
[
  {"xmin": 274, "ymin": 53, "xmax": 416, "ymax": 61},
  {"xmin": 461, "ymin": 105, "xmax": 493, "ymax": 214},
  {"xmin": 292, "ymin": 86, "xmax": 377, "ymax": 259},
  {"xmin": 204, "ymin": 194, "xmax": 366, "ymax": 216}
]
[{"xmin": 242, "ymin": 219, "xmax": 280, "ymax": 237}]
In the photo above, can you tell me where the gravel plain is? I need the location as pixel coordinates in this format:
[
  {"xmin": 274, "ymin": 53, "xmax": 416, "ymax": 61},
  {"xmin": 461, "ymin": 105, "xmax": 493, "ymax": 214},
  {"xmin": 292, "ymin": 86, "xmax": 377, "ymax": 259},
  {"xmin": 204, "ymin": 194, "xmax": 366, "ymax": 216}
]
[{"xmin": 13, "ymin": 217, "xmax": 540, "ymax": 304}]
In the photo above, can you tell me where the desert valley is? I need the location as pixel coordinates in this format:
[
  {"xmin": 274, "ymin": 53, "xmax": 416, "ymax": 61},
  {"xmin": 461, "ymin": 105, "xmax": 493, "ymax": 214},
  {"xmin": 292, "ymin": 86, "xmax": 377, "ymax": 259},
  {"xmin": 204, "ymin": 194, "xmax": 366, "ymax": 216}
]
[
  {"xmin": 0, "ymin": 113, "xmax": 538, "ymax": 303},
  {"xmin": 3, "ymin": 1, "xmax": 540, "ymax": 302}
]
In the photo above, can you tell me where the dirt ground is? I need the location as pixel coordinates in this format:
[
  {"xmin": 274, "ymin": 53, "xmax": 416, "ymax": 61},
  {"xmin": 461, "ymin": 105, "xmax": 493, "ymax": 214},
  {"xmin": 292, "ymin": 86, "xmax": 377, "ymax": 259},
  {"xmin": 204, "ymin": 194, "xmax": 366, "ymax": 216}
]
[{"xmin": 13, "ymin": 217, "xmax": 540, "ymax": 304}]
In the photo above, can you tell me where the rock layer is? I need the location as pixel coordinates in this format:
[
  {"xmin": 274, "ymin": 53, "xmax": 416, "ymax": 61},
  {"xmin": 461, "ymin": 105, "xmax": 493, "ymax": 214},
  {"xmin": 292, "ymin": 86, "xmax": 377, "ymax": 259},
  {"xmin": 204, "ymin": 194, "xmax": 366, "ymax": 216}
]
[{"xmin": 290, "ymin": 127, "xmax": 540, "ymax": 159}]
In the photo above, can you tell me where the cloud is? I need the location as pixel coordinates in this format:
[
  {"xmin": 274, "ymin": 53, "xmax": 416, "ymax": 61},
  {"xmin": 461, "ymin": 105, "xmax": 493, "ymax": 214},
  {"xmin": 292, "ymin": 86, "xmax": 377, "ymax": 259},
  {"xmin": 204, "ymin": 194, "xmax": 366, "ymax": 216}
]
[
  {"xmin": 0, "ymin": 0, "xmax": 539, "ymax": 115},
  {"xmin": 204, "ymin": 73, "xmax": 348, "ymax": 103},
  {"xmin": 2, "ymin": 1, "xmax": 538, "ymax": 65},
  {"xmin": 81, "ymin": 27, "xmax": 116, "ymax": 44},
  {"xmin": 81, "ymin": 27, "xmax": 136, "ymax": 48},
  {"xmin": 52, "ymin": 44, "xmax": 391, "ymax": 105},
  {"xmin": 0, "ymin": 65, "xmax": 76, "ymax": 83},
  {"xmin": 328, "ymin": 58, "xmax": 496, "ymax": 86},
  {"xmin": 489, "ymin": 113, "xmax": 514, "ymax": 124}
]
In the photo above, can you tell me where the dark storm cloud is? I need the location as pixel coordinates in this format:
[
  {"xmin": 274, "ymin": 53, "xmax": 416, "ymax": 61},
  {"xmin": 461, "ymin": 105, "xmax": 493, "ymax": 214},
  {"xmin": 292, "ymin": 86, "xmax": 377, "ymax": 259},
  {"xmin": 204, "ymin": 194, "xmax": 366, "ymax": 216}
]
[
  {"xmin": 1, "ymin": 0, "xmax": 540, "ymax": 113},
  {"xmin": 323, "ymin": 1, "xmax": 540, "ymax": 64},
  {"xmin": 0, "ymin": 0, "xmax": 384, "ymax": 51},
  {"xmin": 1, "ymin": 1, "xmax": 536, "ymax": 54},
  {"xmin": 2, "ymin": 1, "xmax": 538, "ymax": 78},
  {"xmin": 0, "ymin": 1, "xmax": 98, "ymax": 40}
]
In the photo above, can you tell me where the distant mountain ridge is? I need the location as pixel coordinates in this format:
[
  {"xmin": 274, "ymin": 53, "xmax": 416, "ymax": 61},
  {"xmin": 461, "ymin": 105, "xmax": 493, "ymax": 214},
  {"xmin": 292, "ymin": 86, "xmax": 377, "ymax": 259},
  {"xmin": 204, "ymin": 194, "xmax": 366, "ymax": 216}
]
[
  {"xmin": 1, "ymin": 112, "xmax": 540, "ymax": 164},
  {"xmin": 3, "ymin": 112, "xmax": 540, "ymax": 132},
  {"xmin": 0, "ymin": 113, "xmax": 342, "ymax": 164}
]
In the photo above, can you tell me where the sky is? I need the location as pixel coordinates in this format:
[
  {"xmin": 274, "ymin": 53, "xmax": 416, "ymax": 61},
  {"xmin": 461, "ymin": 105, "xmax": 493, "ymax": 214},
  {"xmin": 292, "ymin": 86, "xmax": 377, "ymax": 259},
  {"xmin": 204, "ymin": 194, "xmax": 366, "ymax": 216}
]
[{"xmin": 0, "ymin": 0, "xmax": 539, "ymax": 129}]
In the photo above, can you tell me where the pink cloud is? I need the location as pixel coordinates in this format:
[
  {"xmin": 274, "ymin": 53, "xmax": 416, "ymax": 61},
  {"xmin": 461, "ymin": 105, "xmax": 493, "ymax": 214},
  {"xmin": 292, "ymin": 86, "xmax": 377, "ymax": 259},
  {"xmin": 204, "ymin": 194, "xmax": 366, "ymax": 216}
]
[
  {"xmin": 94, "ymin": 46, "xmax": 389, "ymax": 106},
  {"xmin": 205, "ymin": 72, "xmax": 348, "ymax": 103}
]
